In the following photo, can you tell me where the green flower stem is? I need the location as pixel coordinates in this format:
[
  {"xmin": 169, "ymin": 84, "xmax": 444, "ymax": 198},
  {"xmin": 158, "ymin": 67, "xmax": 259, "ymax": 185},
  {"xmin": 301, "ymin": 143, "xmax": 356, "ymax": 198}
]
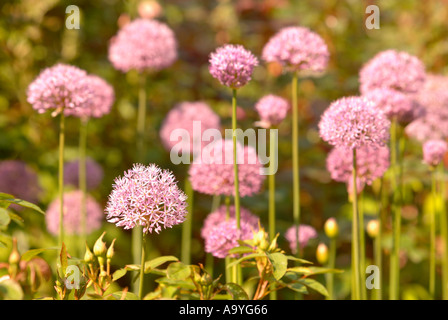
[
  {"xmin": 359, "ymin": 189, "xmax": 366, "ymax": 300},
  {"xmin": 439, "ymin": 163, "xmax": 448, "ymax": 300},
  {"xmin": 205, "ymin": 195, "xmax": 221, "ymax": 277},
  {"xmin": 225, "ymin": 196, "xmax": 231, "ymax": 283},
  {"xmin": 58, "ymin": 111, "xmax": 66, "ymax": 247},
  {"xmin": 430, "ymin": 168, "xmax": 437, "ymax": 298},
  {"xmin": 181, "ymin": 177, "xmax": 194, "ymax": 265},
  {"xmin": 138, "ymin": 231, "xmax": 147, "ymax": 300},
  {"xmin": 327, "ymin": 237, "xmax": 336, "ymax": 300},
  {"xmin": 79, "ymin": 118, "xmax": 88, "ymax": 256},
  {"xmin": 375, "ymin": 177, "xmax": 386, "ymax": 300},
  {"xmin": 292, "ymin": 71, "xmax": 301, "ymax": 259},
  {"xmin": 352, "ymin": 148, "xmax": 361, "ymax": 300},
  {"xmin": 269, "ymin": 127, "xmax": 277, "ymax": 301}
]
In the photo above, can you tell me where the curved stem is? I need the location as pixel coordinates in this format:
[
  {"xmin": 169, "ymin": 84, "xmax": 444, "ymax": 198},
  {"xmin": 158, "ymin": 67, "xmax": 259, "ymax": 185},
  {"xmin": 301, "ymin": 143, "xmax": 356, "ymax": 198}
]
[
  {"xmin": 58, "ymin": 111, "xmax": 66, "ymax": 247},
  {"xmin": 292, "ymin": 72, "xmax": 301, "ymax": 259}
]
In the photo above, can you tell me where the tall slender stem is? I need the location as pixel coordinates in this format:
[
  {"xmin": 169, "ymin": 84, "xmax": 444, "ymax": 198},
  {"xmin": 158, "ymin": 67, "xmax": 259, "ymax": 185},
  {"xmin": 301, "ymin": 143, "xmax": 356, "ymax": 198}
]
[
  {"xmin": 225, "ymin": 196, "xmax": 231, "ymax": 283},
  {"xmin": 352, "ymin": 148, "xmax": 361, "ymax": 300},
  {"xmin": 430, "ymin": 169, "xmax": 437, "ymax": 298},
  {"xmin": 292, "ymin": 71, "xmax": 301, "ymax": 258},
  {"xmin": 439, "ymin": 163, "xmax": 448, "ymax": 300},
  {"xmin": 232, "ymin": 88, "xmax": 241, "ymax": 230},
  {"xmin": 58, "ymin": 111, "xmax": 66, "ymax": 247},
  {"xmin": 359, "ymin": 189, "xmax": 366, "ymax": 300},
  {"xmin": 327, "ymin": 237, "xmax": 336, "ymax": 300},
  {"xmin": 376, "ymin": 177, "xmax": 385, "ymax": 300},
  {"xmin": 268, "ymin": 127, "xmax": 277, "ymax": 242},
  {"xmin": 79, "ymin": 118, "xmax": 88, "ymax": 256},
  {"xmin": 138, "ymin": 232, "xmax": 147, "ymax": 300},
  {"xmin": 181, "ymin": 177, "xmax": 194, "ymax": 265}
]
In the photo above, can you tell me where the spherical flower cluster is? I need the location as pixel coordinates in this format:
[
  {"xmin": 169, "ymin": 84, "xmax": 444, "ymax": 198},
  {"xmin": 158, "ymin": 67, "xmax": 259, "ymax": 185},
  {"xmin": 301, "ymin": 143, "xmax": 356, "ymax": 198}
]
[
  {"xmin": 285, "ymin": 224, "xmax": 317, "ymax": 254},
  {"xmin": 204, "ymin": 218, "xmax": 257, "ymax": 258},
  {"xmin": 201, "ymin": 205, "xmax": 260, "ymax": 240},
  {"xmin": 363, "ymin": 87, "xmax": 424, "ymax": 124},
  {"xmin": 326, "ymin": 145, "xmax": 390, "ymax": 193},
  {"xmin": 108, "ymin": 18, "xmax": 177, "ymax": 73},
  {"xmin": 188, "ymin": 139, "xmax": 266, "ymax": 197},
  {"xmin": 64, "ymin": 157, "xmax": 104, "ymax": 190},
  {"xmin": 209, "ymin": 44, "xmax": 258, "ymax": 89},
  {"xmin": 159, "ymin": 101, "xmax": 221, "ymax": 156},
  {"xmin": 318, "ymin": 96, "xmax": 390, "ymax": 150},
  {"xmin": 26, "ymin": 63, "xmax": 92, "ymax": 115},
  {"xmin": 0, "ymin": 160, "xmax": 41, "ymax": 206},
  {"xmin": 254, "ymin": 94, "xmax": 290, "ymax": 128},
  {"xmin": 45, "ymin": 190, "xmax": 103, "ymax": 236},
  {"xmin": 105, "ymin": 163, "xmax": 187, "ymax": 234},
  {"xmin": 359, "ymin": 50, "xmax": 426, "ymax": 94},
  {"xmin": 261, "ymin": 26, "xmax": 329, "ymax": 73},
  {"xmin": 422, "ymin": 139, "xmax": 448, "ymax": 167},
  {"xmin": 405, "ymin": 74, "xmax": 448, "ymax": 142},
  {"xmin": 64, "ymin": 75, "xmax": 115, "ymax": 119}
]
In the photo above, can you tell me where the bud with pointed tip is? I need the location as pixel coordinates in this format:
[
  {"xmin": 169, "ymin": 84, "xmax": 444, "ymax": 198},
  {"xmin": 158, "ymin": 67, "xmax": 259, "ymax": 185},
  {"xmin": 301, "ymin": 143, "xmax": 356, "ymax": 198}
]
[
  {"xmin": 107, "ymin": 239, "xmax": 116, "ymax": 260},
  {"xmin": 93, "ymin": 232, "xmax": 107, "ymax": 257},
  {"xmin": 84, "ymin": 243, "xmax": 94, "ymax": 263}
]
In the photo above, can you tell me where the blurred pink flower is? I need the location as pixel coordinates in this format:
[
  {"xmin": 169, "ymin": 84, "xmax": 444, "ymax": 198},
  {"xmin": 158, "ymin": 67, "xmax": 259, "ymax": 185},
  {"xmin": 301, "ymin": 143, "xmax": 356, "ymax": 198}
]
[
  {"xmin": 26, "ymin": 63, "xmax": 91, "ymax": 115},
  {"xmin": 45, "ymin": 190, "xmax": 103, "ymax": 236},
  {"xmin": 254, "ymin": 94, "xmax": 290, "ymax": 128},
  {"xmin": 318, "ymin": 96, "xmax": 390, "ymax": 150},
  {"xmin": 209, "ymin": 44, "xmax": 258, "ymax": 89},
  {"xmin": 108, "ymin": 18, "xmax": 177, "ymax": 73},
  {"xmin": 188, "ymin": 139, "xmax": 266, "ymax": 197},
  {"xmin": 105, "ymin": 163, "xmax": 187, "ymax": 234},
  {"xmin": 64, "ymin": 157, "xmax": 104, "ymax": 190},
  {"xmin": 285, "ymin": 224, "xmax": 317, "ymax": 254},
  {"xmin": 423, "ymin": 139, "xmax": 448, "ymax": 167},
  {"xmin": 261, "ymin": 26, "xmax": 329, "ymax": 73}
]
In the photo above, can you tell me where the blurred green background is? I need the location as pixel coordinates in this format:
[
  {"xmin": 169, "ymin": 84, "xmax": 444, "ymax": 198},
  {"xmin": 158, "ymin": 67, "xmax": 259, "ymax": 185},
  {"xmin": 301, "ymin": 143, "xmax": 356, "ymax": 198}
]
[{"xmin": 1, "ymin": 0, "xmax": 447, "ymax": 299}]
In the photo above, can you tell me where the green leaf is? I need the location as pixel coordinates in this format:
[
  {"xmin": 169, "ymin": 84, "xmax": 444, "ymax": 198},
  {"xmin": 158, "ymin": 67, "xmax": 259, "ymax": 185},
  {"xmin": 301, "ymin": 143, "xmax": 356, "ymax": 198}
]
[
  {"xmin": 166, "ymin": 262, "xmax": 191, "ymax": 280},
  {"xmin": 155, "ymin": 277, "xmax": 196, "ymax": 290},
  {"xmin": 266, "ymin": 252, "xmax": 288, "ymax": 280},
  {"xmin": 0, "ymin": 193, "xmax": 45, "ymax": 215},
  {"xmin": 0, "ymin": 279, "xmax": 24, "ymax": 300},
  {"xmin": 285, "ymin": 255, "xmax": 313, "ymax": 264},
  {"xmin": 112, "ymin": 268, "xmax": 128, "ymax": 282},
  {"xmin": 0, "ymin": 208, "xmax": 11, "ymax": 227},
  {"xmin": 7, "ymin": 211, "xmax": 24, "ymax": 225},
  {"xmin": 228, "ymin": 246, "xmax": 254, "ymax": 255},
  {"xmin": 223, "ymin": 283, "xmax": 249, "ymax": 300},
  {"xmin": 226, "ymin": 253, "xmax": 265, "ymax": 269},
  {"xmin": 124, "ymin": 264, "xmax": 140, "ymax": 271},
  {"xmin": 288, "ymin": 266, "xmax": 343, "ymax": 276},
  {"xmin": 284, "ymin": 282, "xmax": 309, "ymax": 294},
  {"xmin": 298, "ymin": 278, "xmax": 329, "ymax": 297},
  {"xmin": 144, "ymin": 255, "xmax": 178, "ymax": 272},
  {"xmin": 111, "ymin": 291, "xmax": 139, "ymax": 300},
  {"xmin": 21, "ymin": 247, "xmax": 59, "ymax": 262}
]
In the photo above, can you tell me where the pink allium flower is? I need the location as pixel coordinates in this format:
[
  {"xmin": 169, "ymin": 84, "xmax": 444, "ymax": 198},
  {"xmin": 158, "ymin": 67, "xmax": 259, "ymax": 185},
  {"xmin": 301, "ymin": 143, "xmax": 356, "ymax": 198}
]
[
  {"xmin": 209, "ymin": 44, "xmax": 258, "ymax": 89},
  {"xmin": 359, "ymin": 50, "xmax": 426, "ymax": 94},
  {"xmin": 326, "ymin": 145, "xmax": 390, "ymax": 193},
  {"xmin": 188, "ymin": 139, "xmax": 266, "ymax": 197},
  {"xmin": 285, "ymin": 224, "xmax": 317, "ymax": 254},
  {"xmin": 204, "ymin": 218, "xmax": 257, "ymax": 258},
  {"xmin": 422, "ymin": 139, "xmax": 448, "ymax": 167},
  {"xmin": 105, "ymin": 163, "xmax": 187, "ymax": 234},
  {"xmin": 64, "ymin": 75, "xmax": 115, "ymax": 119},
  {"xmin": 201, "ymin": 204, "xmax": 260, "ymax": 240},
  {"xmin": 405, "ymin": 74, "xmax": 448, "ymax": 142},
  {"xmin": 318, "ymin": 96, "xmax": 390, "ymax": 150},
  {"xmin": 261, "ymin": 26, "xmax": 329, "ymax": 73},
  {"xmin": 26, "ymin": 63, "xmax": 92, "ymax": 115},
  {"xmin": 159, "ymin": 101, "xmax": 221, "ymax": 156},
  {"xmin": 254, "ymin": 94, "xmax": 290, "ymax": 128},
  {"xmin": 45, "ymin": 190, "xmax": 103, "ymax": 236},
  {"xmin": 363, "ymin": 88, "xmax": 424, "ymax": 124},
  {"xmin": 0, "ymin": 160, "xmax": 41, "ymax": 206},
  {"xmin": 64, "ymin": 157, "xmax": 104, "ymax": 190},
  {"xmin": 108, "ymin": 18, "xmax": 177, "ymax": 73}
]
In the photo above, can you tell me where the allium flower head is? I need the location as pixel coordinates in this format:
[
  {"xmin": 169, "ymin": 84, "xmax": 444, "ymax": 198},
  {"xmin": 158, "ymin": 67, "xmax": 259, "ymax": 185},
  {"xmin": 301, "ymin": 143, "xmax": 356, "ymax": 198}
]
[
  {"xmin": 261, "ymin": 26, "xmax": 329, "ymax": 73},
  {"xmin": 64, "ymin": 157, "xmax": 104, "ymax": 190},
  {"xmin": 0, "ymin": 160, "xmax": 41, "ymax": 206},
  {"xmin": 318, "ymin": 96, "xmax": 390, "ymax": 150},
  {"xmin": 359, "ymin": 50, "xmax": 426, "ymax": 94},
  {"xmin": 204, "ymin": 218, "xmax": 257, "ymax": 258},
  {"xmin": 254, "ymin": 94, "xmax": 290, "ymax": 128},
  {"xmin": 64, "ymin": 75, "xmax": 115, "ymax": 119},
  {"xmin": 188, "ymin": 139, "xmax": 266, "ymax": 197},
  {"xmin": 422, "ymin": 139, "xmax": 448, "ymax": 167},
  {"xmin": 159, "ymin": 101, "xmax": 221, "ymax": 155},
  {"xmin": 209, "ymin": 44, "xmax": 258, "ymax": 89},
  {"xmin": 27, "ymin": 63, "xmax": 91, "ymax": 115},
  {"xmin": 105, "ymin": 163, "xmax": 187, "ymax": 234},
  {"xmin": 405, "ymin": 74, "xmax": 448, "ymax": 142},
  {"xmin": 326, "ymin": 145, "xmax": 390, "ymax": 193},
  {"xmin": 45, "ymin": 190, "xmax": 103, "ymax": 236},
  {"xmin": 108, "ymin": 18, "xmax": 177, "ymax": 73},
  {"xmin": 201, "ymin": 205, "xmax": 260, "ymax": 240},
  {"xmin": 363, "ymin": 88, "xmax": 424, "ymax": 124},
  {"xmin": 285, "ymin": 224, "xmax": 317, "ymax": 254}
]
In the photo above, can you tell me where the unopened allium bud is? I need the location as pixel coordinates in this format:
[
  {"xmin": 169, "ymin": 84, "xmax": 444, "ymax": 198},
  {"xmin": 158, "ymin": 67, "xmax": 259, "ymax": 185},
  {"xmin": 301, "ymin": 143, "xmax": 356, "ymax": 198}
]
[
  {"xmin": 200, "ymin": 273, "xmax": 213, "ymax": 286},
  {"xmin": 324, "ymin": 218, "xmax": 339, "ymax": 239},
  {"xmin": 84, "ymin": 244, "xmax": 94, "ymax": 263},
  {"xmin": 93, "ymin": 232, "xmax": 107, "ymax": 257},
  {"xmin": 316, "ymin": 243, "xmax": 329, "ymax": 265},
  {"xmin": 107, "ymin": 239, "xmax": 116, "ymax": 260},
  {"xmin": 8, "ymin": 238, "xmax": 20, "ymax": 265},
  {"xmin": 366, "ymin": 220, "xmax": 380, "ymax": 238}
]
